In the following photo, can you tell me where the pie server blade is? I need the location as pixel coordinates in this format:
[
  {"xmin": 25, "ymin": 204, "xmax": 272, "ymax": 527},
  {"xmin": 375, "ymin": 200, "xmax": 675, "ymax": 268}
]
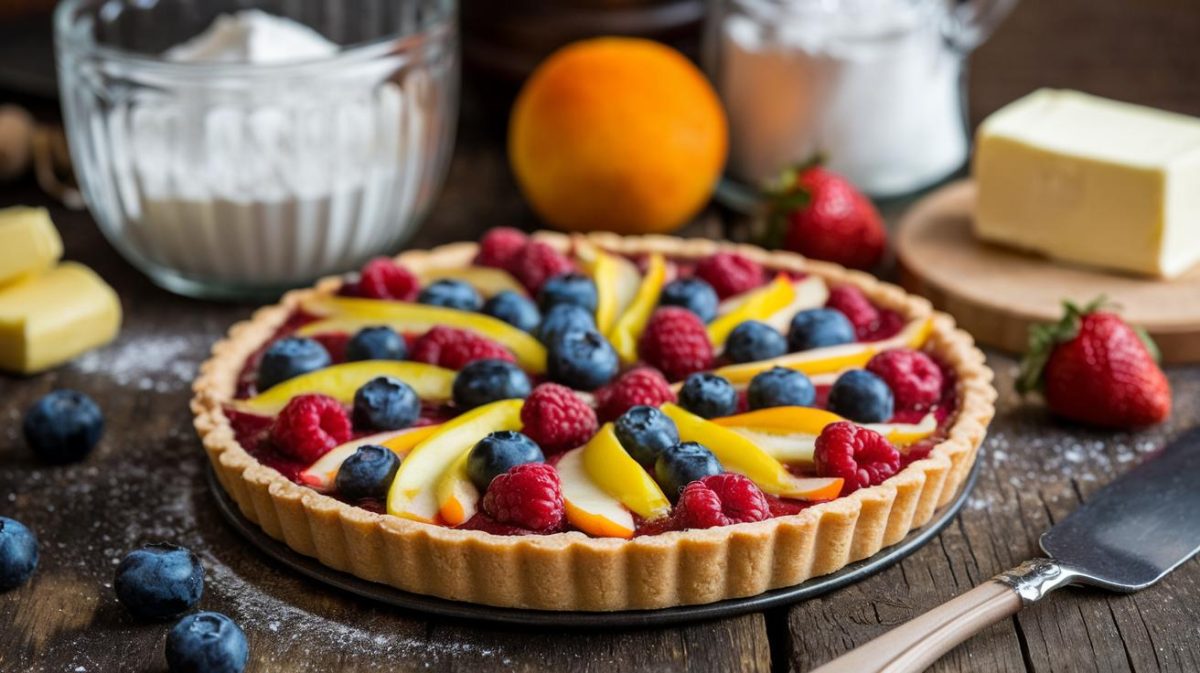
[
  {"xmin": 1040, "ymin": 426, "xmax": 1200, "ymax": 591},
  {"xmin": 813, "ymin": 428, "xmax": 1200, "ymax": 673}
]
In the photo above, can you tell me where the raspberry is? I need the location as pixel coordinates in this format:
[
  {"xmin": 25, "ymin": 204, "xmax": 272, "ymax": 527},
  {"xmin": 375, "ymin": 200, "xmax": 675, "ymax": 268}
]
[
  {"xmin": 814, "ymin": 421, "xmax": 900, "ymax": 495},
  {"xmin": 520, "ymin": 383, "xmax": 598, "ymax": 455},
  {"xmin": 694, "ymin": 252, "xmax": 764, "ymax": 300},
  {"xmin": 475, "ymin": 227, "xmax": 528, "ymax": 269},
  {"xmin": 638, "ymin": 307, "xmax": 714, "ymax": 381},
  {"xmin": 270, "ymin": 394, "xmax": 352, "ymax": 464},
  {"xmin": 482, "ymin": 463, "xmax": 565, "ymax": 532},
  {"xmin": 594, "ymin": 367, "xmax": 677, "ymax": 422},
  {"xmin": 674, "ymin": 474, "xmax": 770, "ymax": 530},
  {"xmin": 866, "ymin": 349, "xmax": 944, "ymax": 412},
  {"xmin": 410, "ymin": 327, "xmax": 515, "ymax": 370},
  {"xmin": 825, "ymin": 285, "xmax": 880, "ymax": 340},
  {"xmin": 506, "ymin": 240, "xmax": 576, "ymax": 294},
  {"xmin": 352, "ymin": 258, "xmax": 420, "ymax": 301}
]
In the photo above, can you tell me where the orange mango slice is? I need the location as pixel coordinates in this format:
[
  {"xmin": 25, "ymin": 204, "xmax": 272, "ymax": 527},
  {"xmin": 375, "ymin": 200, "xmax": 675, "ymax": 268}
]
[
  {"xmin": 436, "ymin": 449, "xmax": 480, "ymax": 526},
  {"xmin": 662, "ymin": 404, "xmax": 843, "ymax": 500},
  {"xmin": 708, "ymin": 274, "xmax": 796, "ymax": 347},
  {"xmin": 712, "ymin": 316, "xmax": 933, "ymax": 384},
  {"xmin": 235, "ymin": 360, "xmax": 454, "ymax": 415},
  {"xmin": 298, "ymin": 296, "xmax": 547, "ymax": 373},
  {"xmin": 558, "ymin": 445, "xmax": 636, "ymax": 538},
  {"xmin": 417, "ymin": 266, "xmax": 525, "ymax": 297},
  {"xmin": 583, "ymin": 247, "xmax": 641, "ymax": 335},
  {"xmin": 298, "ymin": 425, "xmax": 439, "ymax": 491},
  {"xmin": 387, "ymin": 399, "xmax": 523, "ymax": 524},
  {"xmin": 609, "ymin": 253, "xmax": 667, "ymax": 364},
  {"xmin": 581, "ymin": 423, "xmax": 670, "ymax": 520}
]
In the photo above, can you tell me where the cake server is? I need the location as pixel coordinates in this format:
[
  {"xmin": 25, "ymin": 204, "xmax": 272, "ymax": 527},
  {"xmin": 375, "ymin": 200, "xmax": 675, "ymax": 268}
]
[{"xmin": 813, "ymin": 427, "xmax": 1200, "ymax": 673}]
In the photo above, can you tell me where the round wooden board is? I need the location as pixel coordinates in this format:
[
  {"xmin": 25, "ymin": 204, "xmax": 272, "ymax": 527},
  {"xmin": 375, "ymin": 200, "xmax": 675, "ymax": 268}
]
[{"xmin": 895, "ymin": 180, "xmax": 1200, "ymax": 364}]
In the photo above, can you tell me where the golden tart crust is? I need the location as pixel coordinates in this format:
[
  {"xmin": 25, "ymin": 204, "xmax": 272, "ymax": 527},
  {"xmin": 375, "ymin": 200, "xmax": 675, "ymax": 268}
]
[{"xmin": 191, "ymin": 232, "xmax": 996, "ymax": 611}]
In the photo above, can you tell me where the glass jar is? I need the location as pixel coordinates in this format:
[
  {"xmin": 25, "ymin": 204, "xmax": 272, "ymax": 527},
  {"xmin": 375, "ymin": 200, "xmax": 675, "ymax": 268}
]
[
  {"xmin": 705, "ymin": 0, "xmax": 1014, "ymax": 203},
  {"xmin": 55, "ymin": 0, "xmax": 459, "ymax": 300}
]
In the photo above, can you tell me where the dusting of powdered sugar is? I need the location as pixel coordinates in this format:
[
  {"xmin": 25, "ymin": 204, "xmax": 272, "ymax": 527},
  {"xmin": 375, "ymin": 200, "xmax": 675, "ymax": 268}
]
[
  {"xmin": 965, "ymin": 357, "xmax": 1198, "ymax": 512},
  {"xmin": 70, "ymin": 331, "xmax": 210, "ymax": 392}
]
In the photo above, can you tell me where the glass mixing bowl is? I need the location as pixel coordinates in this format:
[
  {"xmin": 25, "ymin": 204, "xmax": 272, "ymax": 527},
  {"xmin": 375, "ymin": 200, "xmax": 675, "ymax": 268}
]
[{"xmin": 55, "ymin": 0, "xmax": 459, "ymax": 300}]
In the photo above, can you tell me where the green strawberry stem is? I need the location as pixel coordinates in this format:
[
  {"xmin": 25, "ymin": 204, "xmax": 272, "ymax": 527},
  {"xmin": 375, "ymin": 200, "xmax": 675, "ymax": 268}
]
[
  {"xmin": 1016, "ymin": 296, "xmax": 1159, "ymax": 394},
  {"xmin": 760, "ymin": 156, "xmax": 825, "ymax": 250}
]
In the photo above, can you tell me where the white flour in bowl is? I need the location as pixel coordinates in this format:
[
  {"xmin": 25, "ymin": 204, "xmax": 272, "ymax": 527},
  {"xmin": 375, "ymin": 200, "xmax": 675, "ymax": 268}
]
[
  {"xmin": 100, "ymin": 10, "xmax": 436, "ymax": 289},
  {"xmin": 715, "ymin": 0, "xmax": 968, "ymax": 197}
]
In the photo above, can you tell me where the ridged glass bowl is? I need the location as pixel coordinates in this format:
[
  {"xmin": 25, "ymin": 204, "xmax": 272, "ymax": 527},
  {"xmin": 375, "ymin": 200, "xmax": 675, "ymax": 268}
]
[{"xmin": 55, "ymin": 0, "xmax": 459, "ymax": 300}]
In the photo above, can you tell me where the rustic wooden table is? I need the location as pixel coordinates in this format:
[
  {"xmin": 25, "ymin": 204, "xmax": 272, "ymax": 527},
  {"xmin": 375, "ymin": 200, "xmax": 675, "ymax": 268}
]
[{"xmin": 3, "ymin": 2, "xmax": 1200, "ymax": 671}]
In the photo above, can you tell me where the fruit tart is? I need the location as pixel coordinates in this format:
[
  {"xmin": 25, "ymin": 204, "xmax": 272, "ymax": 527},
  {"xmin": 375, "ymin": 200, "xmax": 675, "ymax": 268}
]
[{"xmin": 192, "ymin": 229, "xmax": 995, "ymax": 611}]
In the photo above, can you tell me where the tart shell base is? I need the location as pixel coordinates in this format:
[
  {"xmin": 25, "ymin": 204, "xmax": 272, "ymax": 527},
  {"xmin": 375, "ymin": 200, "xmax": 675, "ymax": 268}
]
[{"xmin": 192, "ymin": 233, "xmax": 996, "ymax": 611}]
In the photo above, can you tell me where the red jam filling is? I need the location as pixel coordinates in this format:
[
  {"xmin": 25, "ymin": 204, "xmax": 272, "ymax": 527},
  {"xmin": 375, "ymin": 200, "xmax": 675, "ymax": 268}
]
[{"xmin": 223, "ymin": 255, "xmax": 961, "ymax": 537}]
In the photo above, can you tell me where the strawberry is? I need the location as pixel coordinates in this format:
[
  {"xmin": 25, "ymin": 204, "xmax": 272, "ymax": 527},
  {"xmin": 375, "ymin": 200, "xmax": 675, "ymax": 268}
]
[
  {"xmin": 765, "ymin": 162, "xmax": 886, "ymax": 270},
  {"xmin": 1017, "ymin": 298, "xmax": 1171, "ymax": 429}
]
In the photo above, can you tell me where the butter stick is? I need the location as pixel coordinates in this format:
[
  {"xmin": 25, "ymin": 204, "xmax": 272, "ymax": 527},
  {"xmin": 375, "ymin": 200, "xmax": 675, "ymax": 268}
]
[
  {"xmin": 0, "ymin": 262, "xmax": 122, "ymax": 374},
  {"xmin": 0, "ymin": 207, "xmax": 63, "ymax": 287},
  {"xmin": 974, "ymin": 89, "xmax": 1200, "ymax": 278}
]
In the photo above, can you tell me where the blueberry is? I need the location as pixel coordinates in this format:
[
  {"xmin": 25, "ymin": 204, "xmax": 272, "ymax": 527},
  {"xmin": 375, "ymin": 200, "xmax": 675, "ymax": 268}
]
[
  {"xmin": 114, "ymin": 543, "xmax": 204, "ymax": 621},
  {"xmin": 352, "ymin": 376, "xmax": 420, "ymax": 431},
  {"xmin": 346, "ymin": 326, "xmax": 407, "ymax": 362},
  {"xmin": 655, "ymin": 442, "xmax": 722, "ymax": 499},
  {"xmin": 748, "ymin": 367, "xmax": 815, "ymax": 410},
  {"xmin": 828, "ymin": 369, "xmax": 895, "ymax": 423},
  {"xmin": 257, "ymin": 337, "xmax": 331, "ymax": 391},
  {"xmin": 613, "ymin": 405, "xmax": 680, "ymax": 465},
  {"xmin": 166, "ymin": 611, "xmax": 249, "ymax": 673},
  {"xmin": 466, "ymin": 430, "xmax": 545, "ymax": 491},
  {"xmin": 22, "ymin": 390, "xmax": 104, "ymax": 464},
  {"xmin": 452, "ymin": 359, "xmax": 532, "ymax": 409},
  {"xmin": 788, "ymin": 309, "xmax": 856, "ymax": 352},
  {"xmin": 536, "ymin": 303, "xmax": 596, "ymax": 344},
  {"xmin": 546, "ymin": 329, "xmax": 619, "ymax": 391},
  {"xmin": 659, "ymin": 278, "xmax": 719, "ymax": 323},
  {"xmin": 335, "ymin": 445, "xmax": 401, "ymax": 501},
  {"xmin": 537, "ymin": 273, "xmax": 598, "ymax": 313},
  {"xmin": 418, "ymin": 279, "xmax": 482, "ymax": 311},
  {"xmin": 678, "ymin": 373, "xmax": 738, "ymax": 419},
  {"xmin": 725, "ymin": 321, "xmax": 788, "ymax": 364},
  {"xmin": 0, "ymin": 517, "xmax": 38, "ymax": 590},
  {"xmin": 482, "ymin": 290, "xmax": 541, "ymax": 333}
]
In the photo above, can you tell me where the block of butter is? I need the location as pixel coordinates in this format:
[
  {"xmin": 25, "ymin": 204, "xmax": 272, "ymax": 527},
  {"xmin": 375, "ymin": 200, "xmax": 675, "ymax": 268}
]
[
  {"xmin": 0, "ymin": 262, "xmax": 122, "ymax": 374},
  {"xmin": 0, "ymin": 206, "xmax": 63, "ymax": 286},
  {"xmin": 974, "ymin": 89, "xmax": 1200, "ymax": 278}
]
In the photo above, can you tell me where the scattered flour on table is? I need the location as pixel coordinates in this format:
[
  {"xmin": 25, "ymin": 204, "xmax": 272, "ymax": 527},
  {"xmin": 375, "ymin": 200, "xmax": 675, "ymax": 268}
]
[
  {"xmin": 71, "ymin": 332, "xmax": 210, "ymax": 392},
  {"xmin": 203, "ymin": 563, "xmax": 511, "ymax": 663}
]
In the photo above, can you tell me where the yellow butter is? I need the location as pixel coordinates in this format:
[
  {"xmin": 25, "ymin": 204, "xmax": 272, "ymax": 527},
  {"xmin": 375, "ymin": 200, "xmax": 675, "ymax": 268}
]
[
  {"xmin": 0, "ymin": 207, "xmax": 63, "ymax": 287},
  {"xmin": 0, "ymin": 262, "xmax": 122, "ymax": 374},
  {"xmin": 974, "ymin": 89, "xmax": 1200, "ymax": 278}
]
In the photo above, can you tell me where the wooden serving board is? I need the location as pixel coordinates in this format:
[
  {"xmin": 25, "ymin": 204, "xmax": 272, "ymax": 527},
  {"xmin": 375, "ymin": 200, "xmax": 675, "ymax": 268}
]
[{"xmin": 895, "ymin": 180, "xmax": 1200, "ymax": 364}]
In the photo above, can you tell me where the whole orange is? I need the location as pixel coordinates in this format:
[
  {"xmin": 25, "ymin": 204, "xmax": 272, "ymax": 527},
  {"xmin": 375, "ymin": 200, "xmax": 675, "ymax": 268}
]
[{"xmin": 509, "ymin": 38, "xmax": 728, "ymax": 235}]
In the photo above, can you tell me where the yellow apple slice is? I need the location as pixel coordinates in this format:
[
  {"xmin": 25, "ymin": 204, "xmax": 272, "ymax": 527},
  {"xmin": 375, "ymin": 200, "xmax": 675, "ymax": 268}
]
[
  {"xmin": 298, "ymin": 425, "xmax": 439, "ymax": 491},
  {"xmin": 418, "ymin": 266, "xmax": 525, "ymax": 297},
  {"xmin": 298, "ymin": 296, "xmax": 547, "ymax": 373},
  {"xmin": 609, "ymin": 253, "xmax": 666, "ymax": 364},
  {"xmin": 713, "ymin": 406, "xmax": 845, "ymax": 434},
  {"xmin": 558, "ymin": 446, "xmax": 637, "ymax": 538},
  {"xmin": 387, "ymin": 399, "xmax": 523, "ymax": 523},
  {"xmin": 662, "ymin": 404, "xmax": 843, "ymax": 500},
  {"xmin": 436, "ymin": 449, "xmax": 480, "ymax": 526},
  {"xmin": 586, "ymin": 249, "xmax": 642, "ymax": 335},
  {"xmin": 866, "ymin": 413, "xmax": 938, "ymax": 446},
  {"xmin": 729, "ymin": 428, "xmax": 817, "ymax": 464},
  {"xmin": 234, "ymin": 360, "xmax": 455, "ymax": 415},
  {"xmin": 707, "ymin": 275, "xmax": 796, "ymax": 347},
  {"xmin": 712, "ymin": 316, "xmax": 934, "ymax": 384},
  {"xmin": 761, "ymin": 276, "xmax": 829, "ymax": 334},
  {"xmin": 581, "ymin": 423, "xmax": 670, "ymax": 520}
]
